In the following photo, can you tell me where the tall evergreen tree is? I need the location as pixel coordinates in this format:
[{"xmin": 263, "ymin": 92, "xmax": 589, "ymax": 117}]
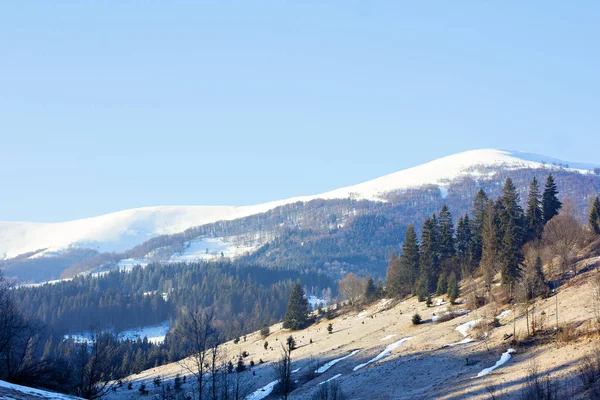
[
  {"xmin": 542, "ymin": 174, "xmax": 562, "ymax": 223},
  {"xmin": 589, "ymin": 196, "xmax": 600, "ymax": 235},
  {"xmin": 419, "ymin": 216, "xmax": 440, "ymax": 294},
  {"xmin": 283, "ymin": 283, "xmax": 310, "ymax": 330},
  {"xmin": 500, "ymin": 217, "xmax": 523, "ymax": 287},
  {"xmin": 480, "ymin": 200, "xmax": 498, "ymax": 288},
  {"xmin": 456, "ymin": 214, "xmax": 473, "ymax": 275},
  {"xmin": 447, "ymin": 272, "xmax": 459, "ymax": 304},
  {"xmin": 471, "ymin": 189, "xmax": 488, "ymax": 265},
  {"xmin": 364, "ymin": 277, "xmax": 377, "ymax": 303},
  {"xmin": 399, "ymin": 224, "xmax": 420, "ymax": 293},
  {"xmin": 437, "ymin": 204, "xmax": 456, "ymax": 263},
  {"xmin": 525, "ymin": 177, "xmax": 544, "ymax": 241},
  {"xmin": 498, "ymin": 178, "xmax": 526, "ymax": 247},
  {"xmin": 385, "ymin": 252, "xmax": 403, "ymax": 298}
]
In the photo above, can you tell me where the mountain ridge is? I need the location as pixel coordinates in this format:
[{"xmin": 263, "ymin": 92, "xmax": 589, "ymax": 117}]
[{"xmin": 1, "ymin": 149, "xmax": 598, "ymax": 262}]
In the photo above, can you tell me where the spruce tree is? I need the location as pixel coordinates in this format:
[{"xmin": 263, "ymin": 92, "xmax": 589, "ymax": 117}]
[
  {"xmin": 437, "ymin": 204, "xmax": 456, "ymax": 263},
  {"xmin": 589, "ymin": 196, "xmax": 600, "ymax": 235},
  {"xmin": 419, "ymin": 216, "xmax": 440, "ymax": 294},
  {"xmin": 542, "ymin": 174, "xmax": 562, "ymax": 223},
  {"xmin": 283, "ymin": 283, "xmax": 310, "ymax": 330},
  {"xmin": 385, "ymin": 252, "xmax": 402, "ymax": 297},
  {"xmin": 500, "ymin": 217, "xmax": 523, "ymax": 286},
  {"xmin": 480, "ymin": 200, "xmax": 498, "ymax": 288},
  {"xmin": 436, "ymin": 273, "xmax": 447, "ymax": 296},
  {"xmin": 456, "ymin": 214, "xmax": 473, "ymax": 275},
  {"xmin": 525, "ymin": 177, "xmax": 544, "ymax": 241},
  {"xmin": 447, "ymin": 272, "xmax": 459, "ymax": 304},
  {"xmin": 498, "ymin": 177, "xmax": 525, "ymax": 248},
  {"xmin": 471, "ymin": 189, "xmax": 488, "ymax": 265},
  {"xmin": 399, "ymin": 224, "xmax": 420, "ymax": 294},
  {"xmin": 364, "ymin": 277, "xmax": 377, "ymax": 303}
]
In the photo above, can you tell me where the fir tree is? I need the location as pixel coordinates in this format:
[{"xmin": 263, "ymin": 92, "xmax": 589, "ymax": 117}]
[
  {"xmin": 456, "ymin": 214, "xmax": 474, "ymax": 275},
  {"xmin": 500, "ymin": 217, "xmax": 523, "ymax": 286},
  {"xmin": 385, "ymin": 252, "xmax": 402, "ymax": 298},
  {"xmin": 471, "ymin": 189, "xmax": 488, "ymax": 265},
  {"xmin": 498, "ymin": 177, "xmax": 525, "ymax": 248},
  {"xmin": 435, "ymin": 273, "xmax": 447, "ymax": 296},
  {"xmin": 364, "ymin": 277, "xmax": 377, "ymax": 303},
  {"xmin": 480, "ymin": 200, "xmax": 498, "ymax": 288},
  {"xmin": 542, "ymin": 174, "xmax": 562, "ymax": 223},
  {"xmin": 525, "ymin": 177, "xmax": 544, "ymax": 241},
  {"xmin": 400, "ymin": 224, "xmax": 420, "ymax": 293},
  {"xmin": 447, "ymin": 272, "xmax": 459, "ymax": 304},
  {"xmin": 419, "ymin": 216, "xmax": 440, "ymax": 293},
  {"xmin": 589, "ymin": 196, "xmax": 600, "ymax": 235},
  {"xmin": 437, "ymin": 204, "xmax": 456, "ymax": 262},
  {"xmin": 282, "ymin": 283, "xmax": 310, "ymax": 330}
]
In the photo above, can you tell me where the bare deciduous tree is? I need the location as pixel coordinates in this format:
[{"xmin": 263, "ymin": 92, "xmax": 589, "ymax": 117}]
[
  {"xmin": 542, "ymin": 213, "xmax": 583, "ymax": 277},
  {"xmin": 338, "ymin": 273, "xmax": 364, "ymax": 306},
  {"xmin": 273, "ymin": 345, "xmax": 292, "ymax": 400}
]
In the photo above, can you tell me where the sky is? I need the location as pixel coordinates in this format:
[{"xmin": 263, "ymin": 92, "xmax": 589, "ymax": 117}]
[{"xmin": 1, "ymin": 2, "xmax": 598, "ymax": 222}]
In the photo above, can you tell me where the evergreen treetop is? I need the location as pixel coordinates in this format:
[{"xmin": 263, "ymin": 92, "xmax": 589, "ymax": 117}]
[
  {"xmin": 525, "ymin": 177, "xmax": 544, "ymax": 241},
  {"xmin": 589, "ymin": 196, "xmax": 600, "ymax": 235},
  {"xmin": 542, "ymin": 174, "xmax": 562, "ymax": 223},
  {"xmin": 283, "ymin": 283, "xmax": 310, "ymax": 330}
]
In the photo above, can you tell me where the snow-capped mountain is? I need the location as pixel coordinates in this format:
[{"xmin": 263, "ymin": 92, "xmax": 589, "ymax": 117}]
[{"xmin": 0, "ymin": 149, "xmax": 597, "ymax": 262}]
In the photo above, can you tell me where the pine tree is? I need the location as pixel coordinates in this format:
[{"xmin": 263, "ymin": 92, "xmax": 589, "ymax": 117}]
[
  {"xmin": 456, "ymin": 214, "xmax": 473, "ymax": 275},
  {"xmin": 400, "ymin": 224, "xmax": 420, "ymax": 293},
  {"xmin": 385, "ymin": 252, "xmax": 403, "ymax": 298},
  {"xmin": 498, "ymin": 178, "xmax": 525, "ymax": 248},
  {"xmin": 542, "ymin": 174, "xmax": 562, "ymax": 223},
  {"xmin": 525, "ymin": 177, "xmax": 544, "ymax": 241},
  {"xmin": 437, "ymin": 204, "xmax": 456, "ymax": 262},
  {"xmin": 283, "ymin": 283, "xmax": 310, "ymax": 330},
  {"xmin": 435, "ymin": 273, "xmax": 447, "ymax": 296},
  {"xmin": 589, "ymin": 196, "xmax": 600, "ymax": 235},
  {"xmin": 364, "ymin": 277, "xmax": 377, "ymax": 303},
  {"xmin": 471, "ymin": 189, "xmax": 488, "ymax": 265},
  {"xmin": 447, "ymin": 272, "xmax": 459, "ymax": 304},
  {"xmin": 500, "ymin": 217, "xmax": 523, "ymax": 286},
  {"xmin": 480, "ymin": 200, "xmax": 498, "ymax": 288},
  {"xmin": 419, "ymin": 216, "xmax": 440, "ymax": 294}
]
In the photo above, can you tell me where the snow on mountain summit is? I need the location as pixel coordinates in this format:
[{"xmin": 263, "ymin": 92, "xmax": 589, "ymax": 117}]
[{"xmin": 0, "ymin": 149, "xmax": 596, "ymax": 261}]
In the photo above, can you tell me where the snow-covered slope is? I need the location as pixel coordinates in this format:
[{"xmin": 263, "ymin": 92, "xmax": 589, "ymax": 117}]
[
  {"xmin": 1, "ymin": 149, "xmax": 597, "ymax": 260},
  {"xmin": 0, "ymin": 380, "xmax": 81, "ymax": 400}
]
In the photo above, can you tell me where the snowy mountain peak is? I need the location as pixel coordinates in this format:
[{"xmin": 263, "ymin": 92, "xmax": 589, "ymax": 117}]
[{"xmin": 0, "ymin": 149, "xmax": 597, "ymax": 261}]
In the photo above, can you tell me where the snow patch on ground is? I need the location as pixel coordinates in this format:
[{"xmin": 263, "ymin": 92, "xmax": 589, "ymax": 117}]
[
  {"xmin": 245, "ymin": 380, "xmax": 278, "ymax": 400},
  {"xmin": 455, "ymin": 319, "xmax": 481, "ymax": 337},
  {"xmin": 475, "ymin": 349, "xmax": 516, "ymax": 377},
  {"xmin": 496, "ymin": 310, "xmax": 512, "ymax": 319},
  {"xmin": 315, "ymin": 350, "xmax": 360, "ymax": 374},
  {"xmin": 380, "ymin": 334, "xmax": 397, "ymax": 341},
  {"xmin": 444, "ymin": 338, "xmax": 475, "ymax": 348},
  {"xmin": 353, "ymin": 337, "xmax": 411, "ymax": 371},
  {"xmin": 319, "ymin": 374, "xmax": 342, "ymax": 385},
  {"xmin": 0, "ymin": 379, "xmax": 80, "ymax": 400}
]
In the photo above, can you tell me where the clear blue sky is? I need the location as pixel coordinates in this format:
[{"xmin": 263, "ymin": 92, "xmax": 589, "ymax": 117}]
[{"xmin": 1, "ymin": 2, "xmax": 598, "ymax": 222}]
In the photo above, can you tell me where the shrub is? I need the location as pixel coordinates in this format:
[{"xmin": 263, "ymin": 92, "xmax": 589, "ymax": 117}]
[
  {"xmin": 412, "ymin": 313, "xmax": 422, "ymax": 325},
  {"xmin": 260, "ymin": 324, "xmax": 270, "ymax": 338},
  {"xmin": 264, "ymin": 341, "xmax": 269, "ymax": 350},
  {"xmin": 327, "ymin": 323, "xmax": 333, "ymax": 334}
]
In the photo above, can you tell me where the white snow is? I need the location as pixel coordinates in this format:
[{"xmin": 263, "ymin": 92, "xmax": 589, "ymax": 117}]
[
  {"xmin": 380, "ymin": 334, "xmax": 397, "ymax": 341},
  {"xmin": 496, "ymin": 310, "xmax": 512, "ymax": 319},
  {"xmin": 455, "ymin": 319, "xmax": 481, "ymax": 337},
  {"xmin": 307, "ymin": 295, "xmax": 328, "ymax": 310},
  {"xmin": 353, "ymin": 337, "xmax": 411, "ymax": 371},
  {"xmin": 64, "ymin": 321, "xmax": 170, "ymax": 345},
  {"xmin": 475, "ymin": 349, "xmax": 517, "ymax": 377},
  {"xmin": 0, "ymin": 379, "xmax": 80, "ymax": 400},
  {"xmin": 245, "ymin": 380, "xmax": 279, "ymax": 400},
  {"xmin": 3, "ymin": 149, "xmax": 596, "ymax": 262},
  {"xmin": 315, "ymin": 350, "xmax": 360, "ymax": 374},
  {"xmin": 355, "ymin": 311, "xmax": 368, "ymax": 320},
  {"xmin": 318, "ymin": 374, "xmax": 342, "ymax": 385},
  {"xmin": 444, "ymin": 338, "xmax": 475, "ymax": 348}
]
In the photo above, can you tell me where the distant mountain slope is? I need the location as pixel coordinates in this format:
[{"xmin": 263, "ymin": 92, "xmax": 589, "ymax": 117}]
[{"xmin": 1, "ymin": 149, "xmax": 597, "ymax": 262}]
